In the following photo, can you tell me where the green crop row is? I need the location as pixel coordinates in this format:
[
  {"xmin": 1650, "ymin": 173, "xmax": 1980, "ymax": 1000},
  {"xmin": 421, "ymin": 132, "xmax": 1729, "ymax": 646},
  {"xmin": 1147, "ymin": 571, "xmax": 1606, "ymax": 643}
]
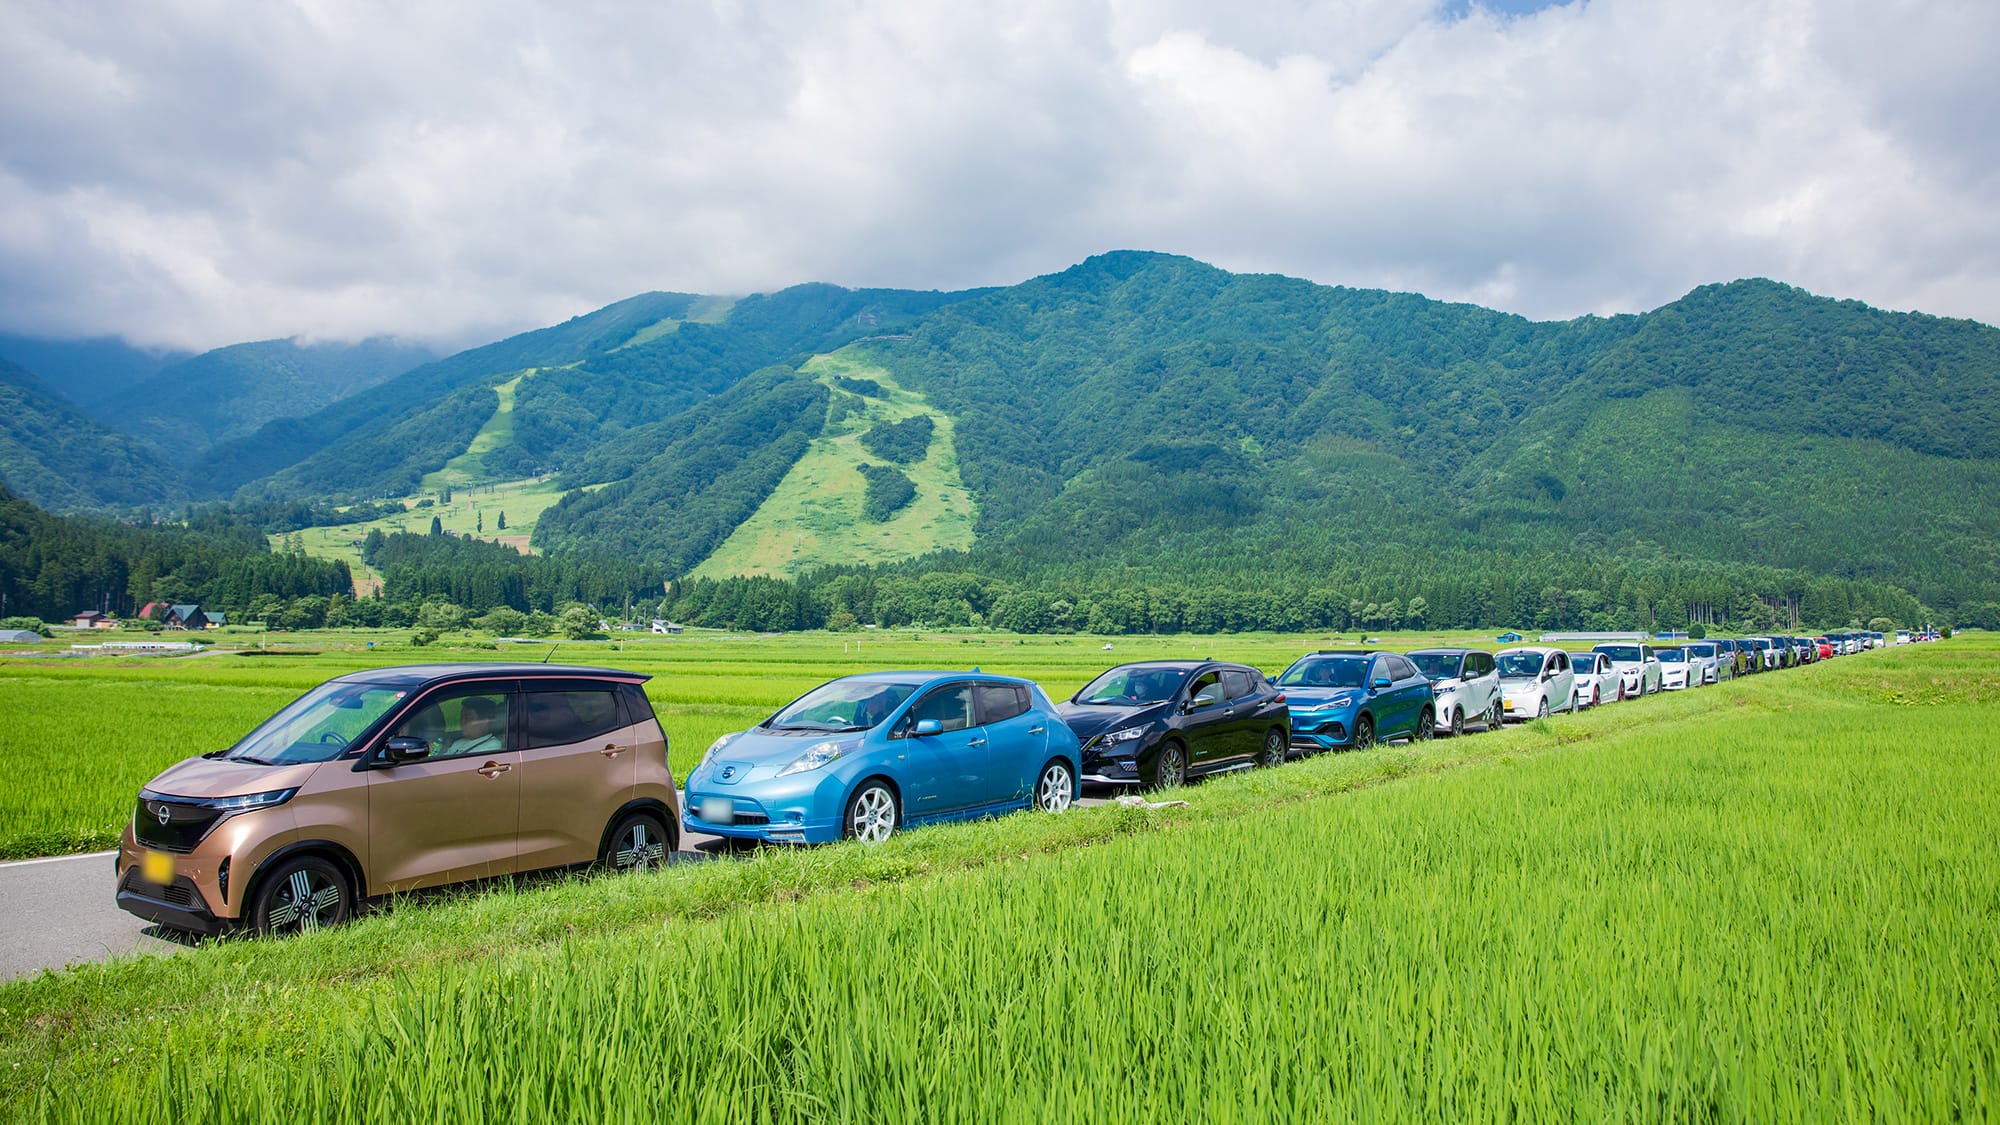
[{"xmin": 6, "ymin": 636, "xmax": 1996, "ymax": 1119}]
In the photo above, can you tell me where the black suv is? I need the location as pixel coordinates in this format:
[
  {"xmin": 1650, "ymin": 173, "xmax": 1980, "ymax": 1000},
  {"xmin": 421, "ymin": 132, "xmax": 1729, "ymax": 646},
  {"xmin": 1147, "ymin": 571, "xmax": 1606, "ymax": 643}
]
[{"xmin": 1057, "ymin": 661, "xmax": 1290, "ymax": 788}]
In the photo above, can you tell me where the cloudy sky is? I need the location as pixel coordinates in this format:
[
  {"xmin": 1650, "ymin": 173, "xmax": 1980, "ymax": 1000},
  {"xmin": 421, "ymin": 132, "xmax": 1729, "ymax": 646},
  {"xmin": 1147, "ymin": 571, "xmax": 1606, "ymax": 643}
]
[{"xmin": 3, "ymin": 0, "xmax": 1995, "ymax": 352}]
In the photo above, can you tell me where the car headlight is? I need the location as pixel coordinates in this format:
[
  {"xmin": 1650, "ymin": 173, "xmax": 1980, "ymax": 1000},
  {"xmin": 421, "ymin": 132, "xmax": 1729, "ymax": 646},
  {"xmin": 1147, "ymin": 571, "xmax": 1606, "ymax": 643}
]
[
  {"xmin": 699, "ymin": 733, "xmax": 737, "ymax": 769},
  {"xmin": 1101, "ymin": 726, "xmax": 1148, "ymax": 744},
  {"xmin": 143, "ymin": 787, "xmax": 298, "ymax": 814},
  {"xmin": 1321, "ymin": 694, "xmax": 1357, "ymax": 710},
  {"xmin": 776, "ymin": 739, "xmax": 849, "ymax": 777}
]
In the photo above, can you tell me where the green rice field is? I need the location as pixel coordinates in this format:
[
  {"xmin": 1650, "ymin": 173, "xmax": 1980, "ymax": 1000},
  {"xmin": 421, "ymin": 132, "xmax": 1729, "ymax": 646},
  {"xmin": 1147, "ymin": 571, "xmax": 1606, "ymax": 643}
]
[{"xmin": 3, "ymin": 634, "xmax": 1995, "ymax": 1119}]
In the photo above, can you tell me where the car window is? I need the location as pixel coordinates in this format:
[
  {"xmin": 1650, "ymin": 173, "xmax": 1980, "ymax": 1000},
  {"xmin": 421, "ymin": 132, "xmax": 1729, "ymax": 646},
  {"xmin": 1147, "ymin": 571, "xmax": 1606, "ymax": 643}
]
[
  {"xmin": 1221, "ymin": 670, "xmax": 1257, "ymax": 699},
  {"xmin": 522, "ymin": 687, "xmax": 623, "ymax": 750},
  {"xmin": 1554, "ymin": 652, "xmax": 1568, "ymax": 672},
  {"xmin": 1187, "ymin": 671, "xmax": 1222, "ymax": 705},
  {"xmin": 906, "ymin": 684, "xmax": 975, "ymax": 733},
  {"xmin": 394, "ymin": 686, "xmax": 513, "ymax": 761},
  {"xmin": 975, "ymin": 683, "xmax": 1029, "ymax": 724},
  {"xmin": 1277, "ymin": 656, "xmax": 1368, "ymax": 688},
  {"xmin": 1472, "ymin": 652, "xmax": 1494, "ymax": 677}
]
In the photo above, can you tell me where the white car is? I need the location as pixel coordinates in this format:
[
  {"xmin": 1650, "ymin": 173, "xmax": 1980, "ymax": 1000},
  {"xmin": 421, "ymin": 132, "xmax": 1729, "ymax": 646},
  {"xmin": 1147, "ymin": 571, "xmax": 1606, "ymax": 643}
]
[
  {"xmin": 1656, "ymin": 647, "xmax": 1694, "ymax": 689},
  {"xmin": 1496, "ymin": 647, "xmax": 1576, "ymax": 721},
  {"xmin": 1566, "ymin": 651, "xmax": 1620, "ymax": 705},
  {"xmin": 1407, "ymin": 648, "xmax": 1502, "ymax": 735},
  {"xmin": 1684, "ymin": 641, "xmax": 1725, "ymax": 683},
  {"xmin": 1592, "ymin": 642, "xmax": 1662, "ymax": 697}
]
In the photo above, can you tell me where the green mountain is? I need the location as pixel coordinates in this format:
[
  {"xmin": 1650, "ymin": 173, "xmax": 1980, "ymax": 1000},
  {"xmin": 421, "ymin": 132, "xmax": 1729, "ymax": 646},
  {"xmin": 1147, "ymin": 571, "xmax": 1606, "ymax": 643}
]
[
  {"xmin": 234, "ymin": 283, "xmax": 980, "ymax": 502},
  {"xmin": 0, "ymin": 333, "xmax": 189, "ymax": 412},
  {"xmin": 0, "ymin": 358, "xmax": 186, "ymax": 511},
  {"xmin": 101, "ymin": 336, "xmax": 439, "ymax": 463}
]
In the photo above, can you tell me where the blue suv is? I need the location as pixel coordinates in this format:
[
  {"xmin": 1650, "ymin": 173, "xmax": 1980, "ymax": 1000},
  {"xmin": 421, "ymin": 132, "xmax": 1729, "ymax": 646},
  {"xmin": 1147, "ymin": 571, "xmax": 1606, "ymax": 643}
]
[{"xmin": 1274, "ymin": 650, "xmax": 1435, "ymax": 752}]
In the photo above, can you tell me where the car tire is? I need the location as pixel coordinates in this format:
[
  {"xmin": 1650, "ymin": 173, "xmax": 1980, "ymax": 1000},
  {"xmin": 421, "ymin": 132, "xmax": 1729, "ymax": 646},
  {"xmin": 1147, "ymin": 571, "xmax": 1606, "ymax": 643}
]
[
  {"xmin": 249, "ymin": 854, "xmax": 351, "ymax": 935},
  {"xmin": 1353, "ymin": 716, "xmax": 1376, "ymax": 750},
  {"xmin": 1151, "ymin": 741, "xmax": 1188, "ymax": 789},
  {"xmin": 1034, "ymin": 759, "xmax": 1075, "ymax": 812},
  {"xmin": 602, "ymin": 809, "xmax": 671, "ymax": 873},
  {"xmin": 1257, "ymin": 728, "xmax": 1287, "ymax": 768},
  {"xmin": 1536, "ymin": 697, "xmax": 1550, "ymax": 719},
  {"xmin": 1486, "ymin": 698, "xmax": 1503, "ymax": 729},
  {"xmin": 1447, "ymin": 707, "xmax": 1463, "ymax": 737},
  {"xmin": 1415, "ymin": 708, "xmax": 1434, "ymax": 741},
  {"xmin": 843, "ymin": 780, "xmax": 900, "ymax": 843}
]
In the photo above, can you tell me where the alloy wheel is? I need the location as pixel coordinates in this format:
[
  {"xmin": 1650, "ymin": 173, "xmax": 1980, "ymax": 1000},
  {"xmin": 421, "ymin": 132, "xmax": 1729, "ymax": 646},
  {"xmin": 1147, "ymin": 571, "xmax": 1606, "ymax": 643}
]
[
  {"xmin": 1155, "ymin": 744, "xmax": 1187, "ymax": 788},
  {"xmin": 1036, "ymin": 762, "xmax": 1074, "ymax": 812},
  {"xmin": 1353, "ymin": 717, "xmax": 1375, "ymax": 750},
  {"xmin": 611, "ymin": 817, "xmax": 668, "ymax": 872},
  {"xmin": 847, "ymin": 784, "xmax": 898, "ymax": 843},
  {"xmin": 1537, "ymin": 697, "xmax": 1550, "ymax": 719},
  {"xmin": 1448, "ymin": 707, "xmax": 1463, "ymax": 737},
  {"xmin": 258, "ymin": 858, "xmax": 347, "ymax": 934},
  {"xmin": 1259, "ymin": 729, "xmax": 1286, "ymax": 768},
  {"xmin": 1415, "ymin": 710, "xmax": 1434, "ymax": 741}
]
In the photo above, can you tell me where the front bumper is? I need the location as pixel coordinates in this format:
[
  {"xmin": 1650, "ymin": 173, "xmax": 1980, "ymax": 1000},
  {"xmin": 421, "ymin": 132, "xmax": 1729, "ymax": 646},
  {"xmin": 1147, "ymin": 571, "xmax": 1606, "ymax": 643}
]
[
  {"xmin": 1287, "ymin": 710, "xmax": 1355, "ymax": 752},
  {"xmin": 682, "ymin": 800, "xmax": 837, "ymax": 844},
  {"xmin": 115, "ymin": 865, "xmax": 224, "ymax": 935}
]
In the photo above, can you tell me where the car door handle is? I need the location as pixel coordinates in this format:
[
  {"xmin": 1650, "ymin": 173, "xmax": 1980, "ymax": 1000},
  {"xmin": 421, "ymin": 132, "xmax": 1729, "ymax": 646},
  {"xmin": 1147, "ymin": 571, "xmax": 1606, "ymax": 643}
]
[
  {"xmin": 1028, "ymin": 726, "xmax": 1045, "ymax": 734},
  {"xmin": 599, "ymin": 744, "xmax": 627, "ymax": 758},
  {"xmin": 476, "ymin": 761, "xmax": 512, "ymax": 779},
  {"xmin": 967, "ymin": 738, "xmax": 987, "ymax": 747}
]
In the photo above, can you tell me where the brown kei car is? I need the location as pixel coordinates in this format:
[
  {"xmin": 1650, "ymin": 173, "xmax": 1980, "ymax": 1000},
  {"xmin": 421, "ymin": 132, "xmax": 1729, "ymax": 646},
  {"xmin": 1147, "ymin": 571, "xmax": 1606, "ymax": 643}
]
[{"xmin": 115, "ymin": 664, "xmax": 677, "ymax": 935}]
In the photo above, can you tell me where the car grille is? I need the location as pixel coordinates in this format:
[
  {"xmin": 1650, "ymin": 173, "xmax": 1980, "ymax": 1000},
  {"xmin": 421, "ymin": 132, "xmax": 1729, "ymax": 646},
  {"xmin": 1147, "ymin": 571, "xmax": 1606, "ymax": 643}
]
[
  {"xmin": 120, "ymin": 867, "xmax": 199, "ymax": 909},
  {"xmin": 133, "ymin": 797, "xmax": 223, "ymax": 853}
]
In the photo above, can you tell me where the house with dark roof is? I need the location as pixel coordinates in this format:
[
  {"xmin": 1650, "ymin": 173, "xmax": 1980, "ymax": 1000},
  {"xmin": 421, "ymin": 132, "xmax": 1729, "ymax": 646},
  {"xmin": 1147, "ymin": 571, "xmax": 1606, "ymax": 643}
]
[
  {"xmin": 162, "ymin": 605, "xmax": 209, "ymax": 630},
  {"xmin": 72, "ymin": 610, "xmax": 114, "ymax": 629}
]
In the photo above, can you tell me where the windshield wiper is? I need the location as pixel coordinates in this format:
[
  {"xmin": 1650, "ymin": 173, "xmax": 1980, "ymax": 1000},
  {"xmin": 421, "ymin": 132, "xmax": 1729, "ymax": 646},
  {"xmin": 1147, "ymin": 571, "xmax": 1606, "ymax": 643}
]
[{"xmin": 229, "ymin": 755, "xmax": 276, "ymax": 765}]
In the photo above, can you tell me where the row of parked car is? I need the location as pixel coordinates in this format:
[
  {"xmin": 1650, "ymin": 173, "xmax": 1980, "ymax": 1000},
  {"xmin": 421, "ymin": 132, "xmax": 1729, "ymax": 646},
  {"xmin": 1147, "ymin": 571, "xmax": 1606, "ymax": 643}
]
[{"xmin": 118, "ymin": 632, "xmax": 1911, "ymax": 936}]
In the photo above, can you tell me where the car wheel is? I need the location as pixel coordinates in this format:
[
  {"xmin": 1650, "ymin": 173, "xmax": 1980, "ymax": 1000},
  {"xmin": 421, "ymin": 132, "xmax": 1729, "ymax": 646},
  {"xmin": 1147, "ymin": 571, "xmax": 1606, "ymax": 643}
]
[
  {"xmin": 844, "ymin": 780, "xmax": 900, "ymax": 843},
  {"xmin": 1152, "ymin": 742, "xmax": 1188, "ymax": 789},
  {"xmin": 250, "ymin": 855, "xmax": 350, "ymax": 935},
  {"xmin": 1486, "ymin": 698, "xmax": 1503, "ymax": 729},
  {"xmin": 1035, "ymin": 760, "xmax": 1075, "ymax": 812},
  {"xmin": 603, "ymin": 809, "xmax": 671, "ymax": 873},
  {"xmin": 1415, "ymin": 708, "xmax": 1434, "ymax": 741},
  {"xmin": 1257, "ymin": 728, "xmax": 1287, "ymax": 768},
  {"xmin": 1353, "ymin": 716, "xmax": 1376, "ymax": 750},
  {"xmin": 1536, "ymin": 697, "xmax": 1550, "ymax": 719},
  {"xmin": 1447, "ymin": 707, "xmax": 1463, "ymax": 737}
]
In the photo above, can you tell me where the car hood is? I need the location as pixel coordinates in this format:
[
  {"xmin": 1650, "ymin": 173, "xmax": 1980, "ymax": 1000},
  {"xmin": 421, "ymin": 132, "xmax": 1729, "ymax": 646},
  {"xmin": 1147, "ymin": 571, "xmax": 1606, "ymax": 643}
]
[
  {"xmin": 147, "ymin": 756, "xmax": 323, "ymax": 799},
  {"xmin": 1057, "ymin": 701, "xmax": 1166, "ymax": 741},
  {"xmin": 1280, "ymin": 688, "xmax": 1363, "ymax": 710},
  {"xmin": 707, "ymin": 728, "xmax": 863, "ymax": 769}
]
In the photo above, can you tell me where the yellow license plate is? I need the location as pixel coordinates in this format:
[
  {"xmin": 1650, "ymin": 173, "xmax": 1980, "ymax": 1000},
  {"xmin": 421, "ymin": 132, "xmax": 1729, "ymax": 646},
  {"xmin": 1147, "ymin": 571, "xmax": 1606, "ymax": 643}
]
[
  {"xmin": 142, "ymin": 849, "xmax": 175, "ymax": 884},
  {"xmin": 1502, "ymin": 700, "xmax": 1515, "ymax": 711}
]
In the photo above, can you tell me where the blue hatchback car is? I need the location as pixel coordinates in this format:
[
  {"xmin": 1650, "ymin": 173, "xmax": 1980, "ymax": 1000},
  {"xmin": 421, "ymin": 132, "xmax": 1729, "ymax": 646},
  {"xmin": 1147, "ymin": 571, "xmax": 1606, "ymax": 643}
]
[
  {"xmin": 682, "ymin": 671, "xmax": 1082, "ymax": 844},
  {"xmin": 1275, "ymin": 650, "xmax": 1436, "ymax": 752}
]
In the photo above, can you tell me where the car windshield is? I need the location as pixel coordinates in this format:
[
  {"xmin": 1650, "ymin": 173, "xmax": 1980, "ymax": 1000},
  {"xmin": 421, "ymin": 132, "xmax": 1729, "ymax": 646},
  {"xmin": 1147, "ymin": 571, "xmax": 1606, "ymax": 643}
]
[
  {"xmin": 1074, "ymin": 665, "xmax": 1192, "ymax": 705},
  {"xmin": 765, "ymin": 679, "xmax": 917, "ymax": 731},
  {"xmin": 221, "ymin": 680, "xmax": 410, "ymax": 765},
  {"xmin": 1276, "ymin": 657, "xmax": 1369, "ymax": 689},
  {"xmin": 1408, "ymin": 653, "xmax": 1462, "ymax": 680},
  {"xmin": 1567, "ymin": 653, "xmax": 1596, "ymax": 672},
  {"xmin": 1496, "ymin": 652, "xmax": 1546, "ymax": 679},
  {"xmin": 1658, "ymin": 649, "xmax": 1687, "ymax": 662},
  {"xmin": 1596, "ymin": 645, "xmax": 1642, "ymax": 662}
]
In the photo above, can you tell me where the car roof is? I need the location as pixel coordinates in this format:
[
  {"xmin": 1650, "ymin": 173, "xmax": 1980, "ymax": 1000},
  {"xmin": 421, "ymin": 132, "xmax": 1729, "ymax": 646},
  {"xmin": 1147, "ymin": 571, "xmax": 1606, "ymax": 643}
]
[
  {"xmin": 331, "ymin": 663, "xmax": 650, "ymax": 687},
  {"xmin": 834, "ymin": 670, "xmax": 1036, "ymax": 686},
  {"xmin": 1406, "ymin": 648, "xmax": 1477, "ymax": 656}
]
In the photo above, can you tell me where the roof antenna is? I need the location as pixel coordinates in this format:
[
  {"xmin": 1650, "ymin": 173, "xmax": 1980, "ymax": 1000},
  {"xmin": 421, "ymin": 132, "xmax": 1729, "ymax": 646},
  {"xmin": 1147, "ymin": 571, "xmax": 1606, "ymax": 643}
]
[{"xmin": 542, "ymin": 644, "xmax": 558, "ymax": 664}]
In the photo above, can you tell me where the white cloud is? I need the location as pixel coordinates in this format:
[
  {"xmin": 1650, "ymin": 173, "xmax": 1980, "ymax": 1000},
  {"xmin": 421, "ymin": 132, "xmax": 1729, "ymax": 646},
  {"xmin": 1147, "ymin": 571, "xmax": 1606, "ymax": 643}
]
[{"xmin": 1, "ymin": 0, "xmax": 1996, "ymax": 352}]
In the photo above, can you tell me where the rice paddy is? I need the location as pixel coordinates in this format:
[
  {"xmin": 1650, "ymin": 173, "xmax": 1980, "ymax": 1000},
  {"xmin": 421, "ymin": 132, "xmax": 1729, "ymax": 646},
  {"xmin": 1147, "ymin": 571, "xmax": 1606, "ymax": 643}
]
[{"xmin": 2, "ymin": 634, "xmax": 1994, "ymax": 1120}]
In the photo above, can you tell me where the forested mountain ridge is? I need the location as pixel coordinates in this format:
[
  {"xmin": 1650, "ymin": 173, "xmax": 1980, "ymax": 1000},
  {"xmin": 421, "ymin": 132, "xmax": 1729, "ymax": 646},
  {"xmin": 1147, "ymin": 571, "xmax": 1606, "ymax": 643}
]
[
  {"xmin": 0, "ymin": 358, "xmax": 188, "ymax": 511},
  {"xmin": 102, "ymin": 336, "xmax": 440, "ymax": 464}
]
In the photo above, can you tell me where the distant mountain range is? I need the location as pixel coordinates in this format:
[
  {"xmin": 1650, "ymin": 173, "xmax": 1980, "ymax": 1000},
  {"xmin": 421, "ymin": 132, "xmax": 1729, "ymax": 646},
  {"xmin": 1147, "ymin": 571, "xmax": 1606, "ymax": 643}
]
[{"xmin": 4, "ymin": 252, "xmax": 1997, "ymax": 617}]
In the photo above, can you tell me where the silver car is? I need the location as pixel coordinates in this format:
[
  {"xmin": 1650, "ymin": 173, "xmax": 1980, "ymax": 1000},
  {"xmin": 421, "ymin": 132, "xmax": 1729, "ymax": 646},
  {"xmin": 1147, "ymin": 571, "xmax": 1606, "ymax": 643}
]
[
  {"xmin": 1496, "ymin": 647, "xmax": 1577, "ymax": 721},
  {"xmin": 1684, "ymin": 641, "xmax": 1726, "ymax": 683}
]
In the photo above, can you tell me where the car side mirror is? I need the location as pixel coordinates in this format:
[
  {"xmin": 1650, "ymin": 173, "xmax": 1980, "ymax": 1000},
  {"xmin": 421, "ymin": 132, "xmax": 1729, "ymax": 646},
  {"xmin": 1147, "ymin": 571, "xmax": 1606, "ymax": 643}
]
[
  {"xmin": 912, "ymin": 719, "xmax": 943, "ymax": 737},
  {"xmin": 1371, "ymin": 677, "xmax": 1392, "ymax": 690},
  {"xmin": 1265, "ymin": 675, "xmax": 1276, "ymax": 684},
  {"xmin": 1189, "ymin": 693, "xmax": 1216, "ymax": 710},
  {"xmin": 384, "ymin": 736, "xmax": 432, "ymax": 764}
]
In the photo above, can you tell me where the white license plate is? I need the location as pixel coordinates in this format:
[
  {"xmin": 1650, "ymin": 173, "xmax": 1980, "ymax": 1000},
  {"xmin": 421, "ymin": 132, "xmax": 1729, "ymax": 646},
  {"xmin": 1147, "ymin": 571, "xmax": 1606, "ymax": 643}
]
[{"xmin": 700, "ymin": 797, "xmax": 734, "ymax": 825}]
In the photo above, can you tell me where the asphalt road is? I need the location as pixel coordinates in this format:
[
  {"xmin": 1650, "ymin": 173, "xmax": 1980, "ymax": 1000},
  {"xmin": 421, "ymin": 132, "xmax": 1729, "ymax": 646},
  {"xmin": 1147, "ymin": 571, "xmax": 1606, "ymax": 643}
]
[{"xmin": 0, "ymin": 796, "xmax": 1109, "ymax": 981}]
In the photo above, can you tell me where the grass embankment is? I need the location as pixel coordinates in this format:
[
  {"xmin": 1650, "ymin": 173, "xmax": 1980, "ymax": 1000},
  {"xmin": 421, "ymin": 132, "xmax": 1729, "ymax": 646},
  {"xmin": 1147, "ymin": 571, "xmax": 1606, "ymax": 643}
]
[
  {"xmin": 690, "ymin": 352, "xmax": 977, "ymax": 579},
  {"xmin": 0, "ymin": 629, "xmax": 1485, "ymax": 859},
  {"xmin": 5, "ymin": 639, "xmax": 1996, "ymax": 1118}
]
